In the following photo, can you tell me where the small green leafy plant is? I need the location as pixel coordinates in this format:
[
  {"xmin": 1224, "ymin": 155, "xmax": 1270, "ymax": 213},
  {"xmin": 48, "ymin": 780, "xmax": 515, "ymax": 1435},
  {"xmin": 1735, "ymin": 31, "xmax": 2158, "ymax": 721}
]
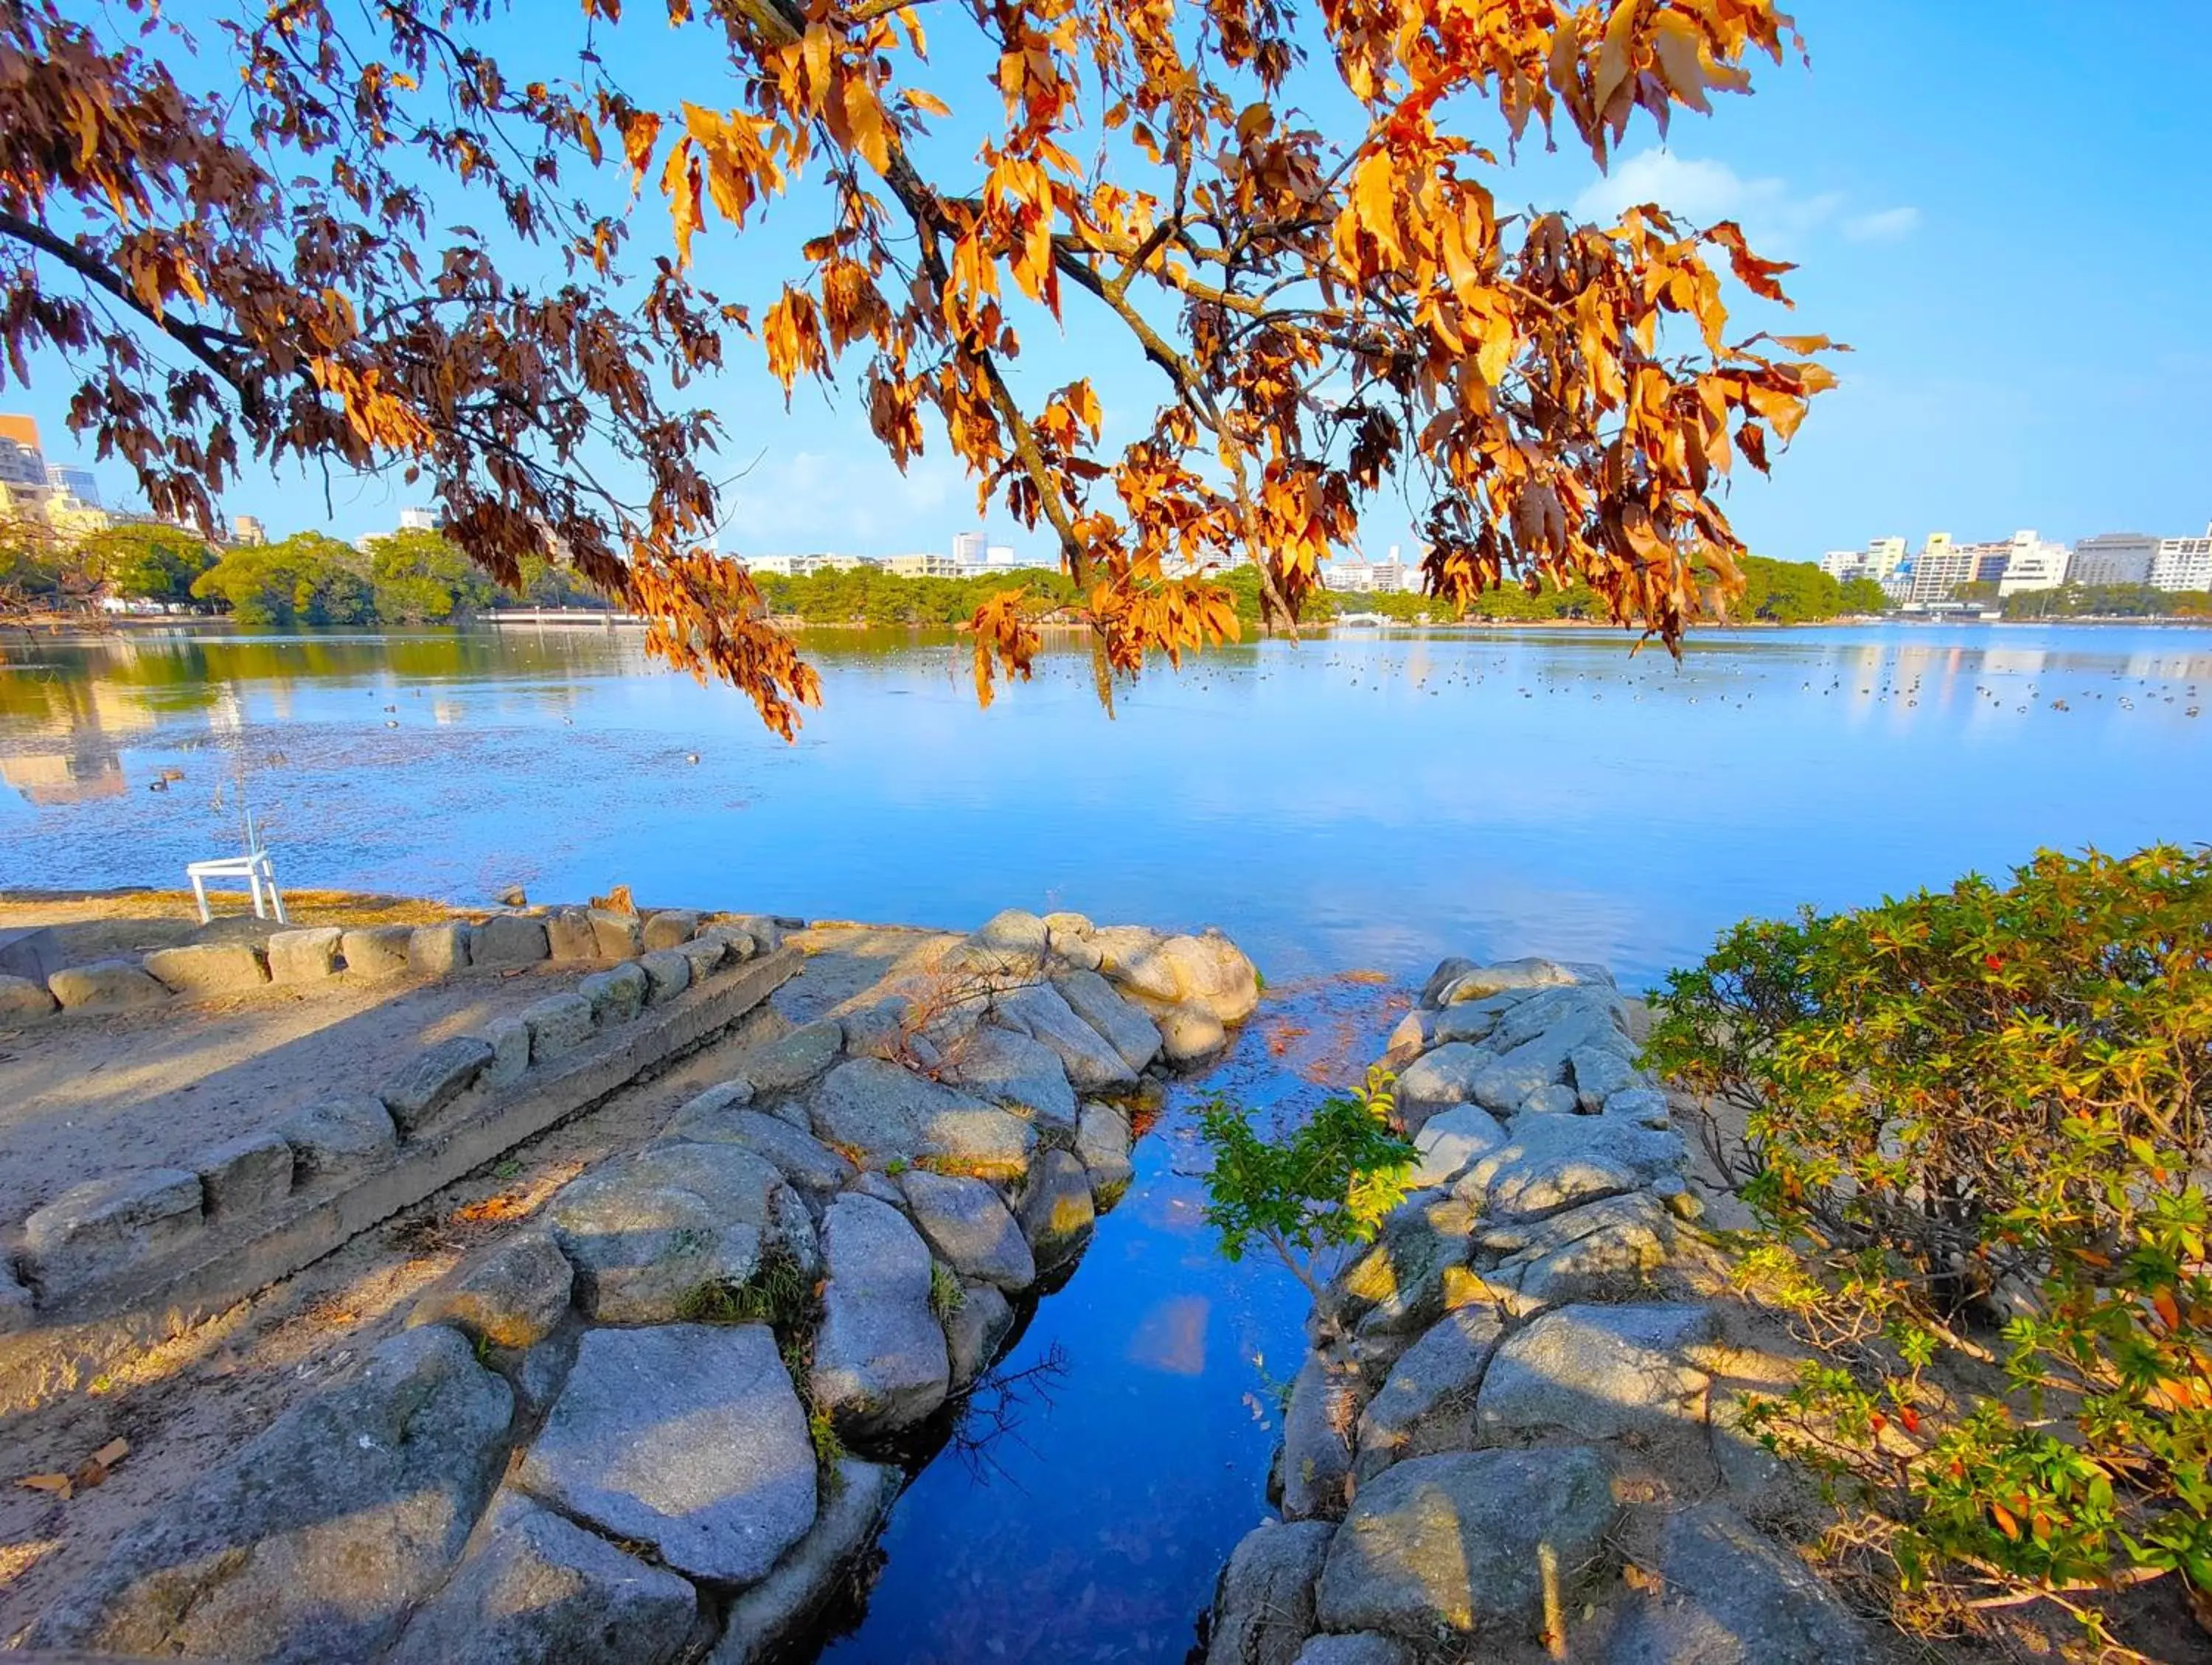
[
  {"xmin": 1647, "ymin": 845, "xmax": 2212, "ymax": 1650},
  {"xmin": 1197, "ymin": 1065, "xmax": 1417, "ymax": 1299},
  {"xmin": 928, "ymin": 1260, "xmax": 965, "ymax": 1321}
]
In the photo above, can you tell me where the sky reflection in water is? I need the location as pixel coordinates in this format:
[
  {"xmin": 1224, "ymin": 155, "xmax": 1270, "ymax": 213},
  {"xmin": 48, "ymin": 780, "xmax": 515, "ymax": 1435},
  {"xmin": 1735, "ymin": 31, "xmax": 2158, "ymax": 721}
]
[{"xmin": 4, "ymin": 621, "xmax": 2208, "ymax": 987}]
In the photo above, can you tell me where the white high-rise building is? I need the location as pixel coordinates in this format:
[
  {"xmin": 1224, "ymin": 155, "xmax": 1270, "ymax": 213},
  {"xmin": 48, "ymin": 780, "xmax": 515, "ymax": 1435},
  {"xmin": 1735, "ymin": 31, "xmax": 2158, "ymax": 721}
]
[
  {"xmin": 2149, "ymin": 527, "xmax": 2212, "ymax": 593},
  {"xmin": 397, "ymin": 506, "xmax": 437, "ymax": 531},
  {"xmin": 1987, "ymin": 530, "xmax": 2071, "ymax": 595},
  {"xmin": 1907, "ymin": 532, "xmax": 1975, "ymax": 603},
  {"xmin": 951, "ymin": 530, "xmax": 986, "ymax": 568}
]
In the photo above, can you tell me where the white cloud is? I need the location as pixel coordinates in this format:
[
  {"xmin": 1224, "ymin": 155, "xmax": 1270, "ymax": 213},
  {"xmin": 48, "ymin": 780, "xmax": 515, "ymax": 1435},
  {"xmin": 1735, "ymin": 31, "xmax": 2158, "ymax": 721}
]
[
  {"xmin": 1572, "ymin": 148, "xmax": 1914, "ymax": 254},
  {"xmin": 1842, "ymin": 206, "xmax": 1922, "ymax": 243}
]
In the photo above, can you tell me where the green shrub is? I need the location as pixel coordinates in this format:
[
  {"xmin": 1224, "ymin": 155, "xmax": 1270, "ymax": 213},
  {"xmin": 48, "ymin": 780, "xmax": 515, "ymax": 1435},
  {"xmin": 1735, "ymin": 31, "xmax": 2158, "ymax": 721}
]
[
  {"xmin": 1647, "ymin": 846, "xmax": 2212, "ymax": 1647},
  {"xmin": 1197, "ymin": 1065, "xmax": 1416, "ymax": 1299}
]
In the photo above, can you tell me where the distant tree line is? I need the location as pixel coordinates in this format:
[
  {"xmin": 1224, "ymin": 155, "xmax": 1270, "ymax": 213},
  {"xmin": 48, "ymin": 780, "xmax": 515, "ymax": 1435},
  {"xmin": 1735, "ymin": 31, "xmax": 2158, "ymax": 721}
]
[
  {"xmin": 1, "ymin": 522, "xmax": 602, "ymax": 625},
  {"xmin": 1955, "ymin": 580, "xmax": 2212, "ymax": 620}
]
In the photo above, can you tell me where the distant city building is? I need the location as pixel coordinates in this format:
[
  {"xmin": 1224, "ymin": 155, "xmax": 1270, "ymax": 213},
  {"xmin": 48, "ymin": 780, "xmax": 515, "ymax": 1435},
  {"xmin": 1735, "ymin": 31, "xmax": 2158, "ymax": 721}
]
[
  {"xmin": 2067, "ymin": 532, "xmax": 2157, "ymax": 588},
  {"xmin": 2149, "ymin": 527, "xmax": 2212, "ymax": 593},
  {"xmin": 1906, "ymin": 532, "xmax": 1972, "ymax": 604},
  {"xmin": 984, "ymin": 542, "xmax": 1015, "ymax": 567},
  {"xmin": 886, "ymin": 551, "xmax": 962, "ymax": 579},
  {"xmin": 951, "ymin": 530, "xmax": 986, "ymax": 568},
  {"xmin": 397, "ymin": 506, "xmax": 438, "ymax": 532},
  {"xmin": 45, "ymin": 463, "xmax": 100, "ymax": 507},
  {"xmin": 1979, "ymin": 530, "xmax": 2070, "ymax": 596},
  {"xmin": 232, "ymin": 515, "xmax": 267, "ymax": 547},
  {"xmin": 1820, "ymin": 536, "xmax": 1908, "ymax": 591},
  {"xmin": 0, "ymin": 431, "xmax": 44, "ymax": 491},
  {"xmin": 745, "ymin": 552, "xmax": 876, "ymax": 577}
]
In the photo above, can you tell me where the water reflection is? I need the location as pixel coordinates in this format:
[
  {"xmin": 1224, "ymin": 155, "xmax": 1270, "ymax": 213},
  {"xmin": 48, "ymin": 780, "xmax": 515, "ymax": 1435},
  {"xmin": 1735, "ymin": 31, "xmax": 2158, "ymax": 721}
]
[{"xmin": 3, "ymin": 622, "xmax": 2209, "ymax": 984}]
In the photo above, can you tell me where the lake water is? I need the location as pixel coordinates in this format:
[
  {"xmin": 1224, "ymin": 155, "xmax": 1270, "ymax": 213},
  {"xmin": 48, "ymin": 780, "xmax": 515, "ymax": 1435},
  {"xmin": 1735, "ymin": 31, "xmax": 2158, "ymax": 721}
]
[
  {"xmin": 4, "ymin": 619, "xmax": 2208, "ymax": 988},
  {"xmin": 4, "ymin": 619, "xmax": 2211, "ymax": 1659}
]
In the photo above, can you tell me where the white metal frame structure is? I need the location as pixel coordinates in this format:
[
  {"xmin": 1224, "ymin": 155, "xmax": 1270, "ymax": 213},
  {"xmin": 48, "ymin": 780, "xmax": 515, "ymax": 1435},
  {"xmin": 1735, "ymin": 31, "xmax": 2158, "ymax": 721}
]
[{"xmin": 187, "ymin": 810, "xmax": 287, "ymax": 925}]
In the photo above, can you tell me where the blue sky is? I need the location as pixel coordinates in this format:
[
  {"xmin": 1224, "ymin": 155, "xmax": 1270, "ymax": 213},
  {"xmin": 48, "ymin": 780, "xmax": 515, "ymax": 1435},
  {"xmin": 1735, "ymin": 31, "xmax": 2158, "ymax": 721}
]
[{"xmin": 14, "ymin": 1, "xmax": 2211, "ymax": 566}]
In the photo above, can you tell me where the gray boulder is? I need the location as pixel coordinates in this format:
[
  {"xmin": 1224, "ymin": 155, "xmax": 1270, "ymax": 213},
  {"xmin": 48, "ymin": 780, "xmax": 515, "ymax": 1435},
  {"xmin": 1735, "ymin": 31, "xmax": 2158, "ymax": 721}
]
[
  {"xmin": 0, "ymin": 970, "xmax": 58, "ymax": 1023},
  {"xmin": 1156, "ymin": 931, "xmax": 1262, "ymax": 1023},
  {"xmin": 340, "ymin": 924, "xmax": 415, "ymax": 979},
  {"xmin": 672, "ymin": 1102, "xmax": 854, "ymax": 1195},
  {"xmin": 679, "ymin": 935, "xmax": 728, "ymax": 985},
  {"xmin": 544, "ymin": 1143, "xmax": 793, "ymax": 1323},
  {"xmin": 1332, "ymin": 1192, "xmax": 1475, "ymax": 1337},
  {"xmin": 639, "ymin": 948, "xmax": 691, "ymax": 1004},
  {"xmin": 1354, "ymin": 1305, "xmax": 1506, "ymax": 1481},
  {"xmin": 518, "ymin": 1324, "xmax": 815, "ymax": 1587},
  {"xmin": 1016, "ymin": 1147, "xmax": 1095, "ymax": 1271},
  {"xmin": 1156, "ymin": 1002, "xmax": 1230, "ymax": 1066},
  {"xmin": 1570, "ymin": 1044, "xmax": 1642, "ymax": 1111},
  {"xmin": 1476, "ymin": 1303, "xmax": 1717, "ymax": 1447},
  {"xmin": 482, "ymin": 1015, "xmax": 532, "ymax": 1088},
  {"xmin": 23, "ymin": 1168, "xmax": 202, "ymax": 1298},
  {"xmin": 408, "ymin": 1231, "xmax": 574, "ymax": 1351},
  {"xmin": 1470, "ymin": 998, "xmax": 1633, "ymax": 1114},
  {"xmin": 47, "ymin": 958, "xmax": 169, "ymax": 1012},
  {"xmin": 387, "ymin": 1492, "xmax": 699, "ymax": 1665},
  {"xmin": 1393, "ymin": 1042, "xmax": 1490, "ymax": 1130},
  {"xmin": 942, "ymin": 1023, "xmax": 1079, "ymax": 1135},
  {"xmin": 1604, "ymin": 1086, "xmax": 1673, "ymax": 1129},
  {"xmin": 900, "ymin": 1169, "xmax": 1034, "ymax": 1290},
  {"xmin": 1281, "ymin": 1349, "xmax": 1359, "ymax": 1520},
  {"xmin": 1206, "ymin": 1518, "xmax": 1335, "ymax": 1665},
  {"xmin": 809, "ymin": 1195, "xmax": 950, "ymax": 1436},
  {"xmin": 1434, "ymin": 957, "xmax": 1582, "ymax": 1004},
  {"xmin": 1605, "ymin": 1503, "xmax": 1872, "ymax": 1665},
  {"xmin": 409, "ymin": 920, "xmax": 473, "ymax": 976},
  {"xmin": 994, "ymin": 981, "xmax": 1139, "ymax": 1091},
  {"xmin": 144, "ymin": 941, "xmax": 268, "ymax": 997},
  {"xmin": 712, "ymin": 1459, "xmax": 901, "ymax": 1664},
  {"xmin": 1452, "ymin": 1114, "xmax": 1686, "ymax": 1222},
  {"xmin": 1480, "ymin": 1192, "xmax": 1674, "ymax": 1307},
  {"xmin": 942, "ymin": 907, "xmax": 1051, "ymax": 979},
  {"xmin": 521, "ymin": 993, "xmax": 595, "ymax": 1063},
  {"xmin": 471, "ymin": 914, "xmax": 549, "ymax": 967},
  {"xmin": 578, "ymin": 961, "xmax": 647, "ymax": 1025},
  {"xmin": 809, "ymin": 1057, "xmax": 1036, "ymax": 1172},
  {"xmin": 588, "ymin": 908, "xmax": 644, "ymax": 959},
  {"xmin": 545, "ymin": 907, "xmax": 599, "ymax": 962},
  {"xmin": 642, "ymin": 908, "xmax": 701, "ymax": 951},
  {"xmin": 1076, "ymin": 1101, "xmax": 1135, "ymax": 1201},
  {"xmin": 1055, "ymin": 967, "xmax": 1163, "ymax": 1074},
  {"xmin": 1433, "ymin": 993, "xmax": 1528, "ymax": 1046},
  {"xmin": 1313, "ymin": 1447, "xmax": 1618, "ymax": 1645},
  {"xmin": 1517, "ymin": 1082, "xmax": 1581, "ymax": 1116},
  {"xmin": 29, "ymin": 1326, "xmax": 511, "ymax": 1664},
  {"xmin": 279, "ymin": 1095, "xmax": 398, "ymax": 1186},
  {"xmin": 196, "ymin": 1129, "xmax": 295, "ymax": 1218},
  {"xmin": 1381, "ymin": 1006, "xmax": 1434, "ymax": 1067},
  {"xmin": 266, "ymin": 926, "xmax": 343, "ymax": 983},
  {"xmin": 944, "ymin": 1280, "xmax": 1015, "ymax": 1389},
  {"xmin": 737, "ymin": 1018, "xmax": 844, "ymax": 1094},
  {"xmin": 380, "ymin": 1035, "xmax": 495, "ymax": 1133},
  {"xmin": 1405, "ymin": 1104, "xmax": 1507, "ymax": 1188},
  {"xmin": 1294, "ymin": 1638, "xmax": 1411, "ymax": 1665},
  {"xmin": 1419, "ymin": 956, "xmax": 1476, "ymax": 1007}
]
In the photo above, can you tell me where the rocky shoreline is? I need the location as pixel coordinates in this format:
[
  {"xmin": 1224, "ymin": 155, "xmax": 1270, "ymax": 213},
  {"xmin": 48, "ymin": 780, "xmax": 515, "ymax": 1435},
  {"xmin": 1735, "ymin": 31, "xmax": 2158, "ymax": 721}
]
[
  {"xmin": 1202, "ymin": 956, "xmax": 1877, "ymax": 1665},
  {"xmin": 19, "ymin": 908, "xmax": 1262, "ymax": 1664}
]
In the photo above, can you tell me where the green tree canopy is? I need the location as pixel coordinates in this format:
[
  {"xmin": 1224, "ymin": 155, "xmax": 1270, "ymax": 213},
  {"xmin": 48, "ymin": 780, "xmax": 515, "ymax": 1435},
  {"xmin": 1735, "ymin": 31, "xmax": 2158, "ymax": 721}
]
[
  {"xmin": 190, "ymin": 532, "xmax": 373, "ymax": 626},
  {"xmin": 366, "ymin": 529, "xmax": 494, "ymax": 623},
  {"xmin": 77, "ymin": 523, "xmax": 218, "ymax": 603}
]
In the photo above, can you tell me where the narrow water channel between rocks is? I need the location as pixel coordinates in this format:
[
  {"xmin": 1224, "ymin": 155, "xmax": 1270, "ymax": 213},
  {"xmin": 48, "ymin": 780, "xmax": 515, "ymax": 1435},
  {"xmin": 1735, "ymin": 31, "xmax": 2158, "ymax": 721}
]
[{"xmin": 804, "ymin": 974, "xmax": 1399, "ymax": 1664}]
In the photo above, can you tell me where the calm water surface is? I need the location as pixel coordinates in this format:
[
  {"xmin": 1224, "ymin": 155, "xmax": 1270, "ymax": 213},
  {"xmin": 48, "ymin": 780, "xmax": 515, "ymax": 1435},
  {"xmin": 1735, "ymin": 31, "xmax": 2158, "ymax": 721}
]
[
  {"xmin": 3, "ymin": 620, "xmax": 2208, "ymax": 985},
  {"xmin": 4, "ymin": 620, "xmax": 2209, "ymax": 1660}
]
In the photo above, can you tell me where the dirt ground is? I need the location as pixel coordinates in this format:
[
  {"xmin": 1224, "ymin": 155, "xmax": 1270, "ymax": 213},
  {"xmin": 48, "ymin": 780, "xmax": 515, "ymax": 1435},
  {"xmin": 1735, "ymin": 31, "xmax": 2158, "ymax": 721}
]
[
  {"xmin": 0, "ymin": 924, "xmax": 944, "ymax": 1645},
  {"xmin": 0, "ymin": 892, "xmax": 602, "ymax": 1222}
]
